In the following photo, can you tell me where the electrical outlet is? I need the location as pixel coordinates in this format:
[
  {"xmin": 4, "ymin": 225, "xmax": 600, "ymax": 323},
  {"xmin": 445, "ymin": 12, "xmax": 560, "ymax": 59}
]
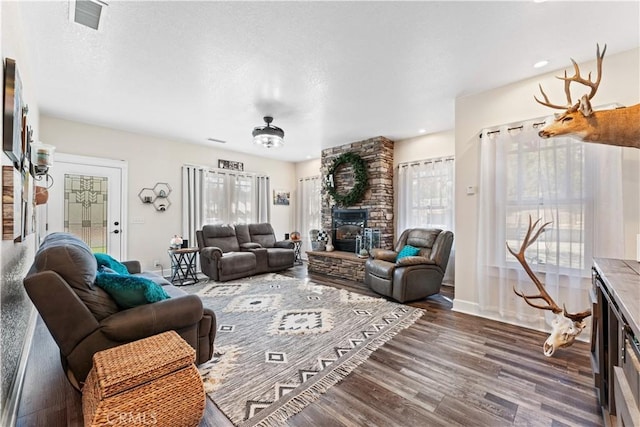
[{"xmin": 153, "ymin": 260, "xmax": 161, "ymax": 267}]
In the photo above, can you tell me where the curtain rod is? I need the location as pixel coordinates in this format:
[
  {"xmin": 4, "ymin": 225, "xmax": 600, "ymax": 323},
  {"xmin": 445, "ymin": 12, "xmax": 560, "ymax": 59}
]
[
  {"xmin": 397, "ymin": 155, "xmax": 454, "ymax": 169},
  {"xmin": 479, "ymin": 121, "xmax": 547, "ymax": 138},
  {"xmin": 182, "ymin": 163, "xmax": 268, "ymax": 178}
]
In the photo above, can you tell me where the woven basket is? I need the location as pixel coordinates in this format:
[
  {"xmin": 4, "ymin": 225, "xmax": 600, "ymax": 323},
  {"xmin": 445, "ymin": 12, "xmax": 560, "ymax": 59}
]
[{"xmin": 82, "ymin": 331, "xmax": 205, "ymax": 427}]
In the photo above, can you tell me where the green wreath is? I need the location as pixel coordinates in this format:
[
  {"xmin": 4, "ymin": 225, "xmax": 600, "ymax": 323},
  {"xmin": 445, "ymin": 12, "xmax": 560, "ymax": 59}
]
[{"xmin": 325, "ymin": 152, "xmax": 368, "ymax": 207}]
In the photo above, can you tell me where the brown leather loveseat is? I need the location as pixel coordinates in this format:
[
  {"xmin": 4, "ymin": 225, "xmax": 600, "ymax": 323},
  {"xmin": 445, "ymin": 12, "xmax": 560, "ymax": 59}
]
[
  {"xmin": 23, "ymin": 232, "xmax": 216, "ymax": 390},
  {"xmin": 197, "ymin": 223, "xmax": 294, "ymax": 282}
]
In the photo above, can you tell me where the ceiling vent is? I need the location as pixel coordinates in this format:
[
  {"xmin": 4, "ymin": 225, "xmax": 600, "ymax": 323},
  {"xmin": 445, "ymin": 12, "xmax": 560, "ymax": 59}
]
[{"xmin": 71, "ymin": 0, "xmax": 107, "ymax": 31}]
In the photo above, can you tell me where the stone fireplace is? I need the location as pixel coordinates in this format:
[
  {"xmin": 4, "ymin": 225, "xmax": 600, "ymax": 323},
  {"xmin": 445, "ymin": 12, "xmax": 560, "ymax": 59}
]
[
  {"xmin": 308, "ymin": 136, "xmax": 394, "ymax": 283},
  {"xmin": 332, "ymin": 208, "xmax": 367, "ymax": 252}
]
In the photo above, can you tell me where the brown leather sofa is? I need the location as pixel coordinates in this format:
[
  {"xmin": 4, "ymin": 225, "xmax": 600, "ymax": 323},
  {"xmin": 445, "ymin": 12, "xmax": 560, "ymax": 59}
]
[
  {"xmin": 364, "ymin": 228, "xmax": 454, "ymax": 303},
  {"xmin": 197, "ymin": 223, "xmax": 294, "ymax": 282},
  {"xmin": 23, "ymin": 232, "xmax": 216, "ymax": 390}
]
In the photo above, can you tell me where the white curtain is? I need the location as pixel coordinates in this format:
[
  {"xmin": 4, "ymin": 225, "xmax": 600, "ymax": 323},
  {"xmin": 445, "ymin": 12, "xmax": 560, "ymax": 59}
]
[
  {"xmin": 396, "ymin": 156, "xmax": 455, "ymax": 283},
  {"xmin": 396, "ymin": 156, "xmax": 455, "ymax": 232},
  {"xmin": 477, "ymin": 119, "xmax": 623, "ymax": 328},
  {"xmin": 182, "ymin": 165, "xmax": 270, "ymax": 239},
  {"xmin": 181, "ymin": 166, "xmax": 204, "ymax": 248},
  {"xmin": 296, "ymin": 176, "xmax": 321, "ymax": 257},
  {"xmin": 255, "ymin": 175, "xmax": 270, "ymax": 223}
]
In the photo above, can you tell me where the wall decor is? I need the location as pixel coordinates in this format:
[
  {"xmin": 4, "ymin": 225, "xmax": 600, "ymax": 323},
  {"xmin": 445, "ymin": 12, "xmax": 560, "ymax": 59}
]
[
  {"xmin": 325, "ymin": 151, "xmax": 368, "ymax": 207},
  {"xmin": 3, "ymin": 58, "xmax": 24, "ymax": 168},
  {"xmin": 507, "ymin": 216, "xmax": 592, "ymax": 357},
  {"xmin": 535, "ymin": 43, "xmax": 639, "ymax": 149},
  {"xmin": 218, "ymin": 159, "xmax": 244, "ymax": 171},
  {"xmin": 138, "ymin": 182, "xmax": 172, "ymax": 211},
  {"xmin": 2, "ymin": 166, "xmax": 21, "ymax": 240},
  {"xmin": 273, "ymin": 190, "xmax": 290, "ymax": 206}
]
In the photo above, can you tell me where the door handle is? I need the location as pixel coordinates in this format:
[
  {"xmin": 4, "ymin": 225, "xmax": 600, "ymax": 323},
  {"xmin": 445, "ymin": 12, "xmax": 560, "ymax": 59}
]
[{"xmin": 113, "ymin": 230, "xmax": 120, "ymax": 234}]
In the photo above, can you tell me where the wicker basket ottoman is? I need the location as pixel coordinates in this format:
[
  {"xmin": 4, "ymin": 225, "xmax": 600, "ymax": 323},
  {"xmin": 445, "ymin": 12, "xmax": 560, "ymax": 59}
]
[{"xmin": 82, "ymin": 330, "xmax": 205, "ymax": 427}]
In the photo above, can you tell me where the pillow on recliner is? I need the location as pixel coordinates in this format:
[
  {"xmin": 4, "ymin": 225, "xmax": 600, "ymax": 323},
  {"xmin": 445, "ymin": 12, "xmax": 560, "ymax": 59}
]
[
  {"xmin": 396, "ymin": 245, "xmax": 420, "ymax": 261},
  {"xmin": 95, "ymin": 253, "xmax": 129, "ymax": 275},
  {"xmin": 95, "ymin": 272, "xmax": 170, "ymax": 309}
]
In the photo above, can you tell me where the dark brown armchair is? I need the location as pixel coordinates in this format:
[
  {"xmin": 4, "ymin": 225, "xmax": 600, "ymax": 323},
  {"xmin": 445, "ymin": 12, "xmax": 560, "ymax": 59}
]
[
  {"xmin": 364, "ymin": 228, "xmax": 453, "ymax": 303},
  {"xmin": 23, "ymin": 233, "xmax": 216, "ymax": 390}
]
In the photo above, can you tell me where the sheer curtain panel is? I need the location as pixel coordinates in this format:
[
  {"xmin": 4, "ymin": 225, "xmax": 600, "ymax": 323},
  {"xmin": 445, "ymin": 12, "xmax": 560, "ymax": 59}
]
[
  {"xmin": 396, "ymin": 156, "xmax": 455, "ymax": 283},
  {"xmin": 296, "ymin": 176, "xmax": 321, "ymax": 256},
  {"xmin": 476, "ymin": 120, "xmax": 623, "ymax": 330}
]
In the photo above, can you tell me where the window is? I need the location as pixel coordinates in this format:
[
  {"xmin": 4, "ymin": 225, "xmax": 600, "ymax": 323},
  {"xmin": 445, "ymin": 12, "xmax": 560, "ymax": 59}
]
[
  {"xmin": 203, "ymin": 170, "xmax": 263, "ymax": 225},
  {"xmin": 396, "ymin": 157, "xmax": 454, "ymax": 233},
  {"xmin": 181, "ymin": 165, "xmax": 270, "ymax": 248},
  {"xmin": 504, "ymin": 137, "xmax": 586, "ymax": 270},
  {"xmin": 476, "ymin": 120, "xmax": 623, "ymax": 321}
]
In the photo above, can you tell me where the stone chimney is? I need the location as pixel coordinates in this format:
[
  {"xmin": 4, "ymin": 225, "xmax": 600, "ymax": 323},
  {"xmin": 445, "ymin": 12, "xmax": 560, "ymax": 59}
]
[{"xmin": 320, "ymin": 136, "xmax": 394, "ymax": 250}]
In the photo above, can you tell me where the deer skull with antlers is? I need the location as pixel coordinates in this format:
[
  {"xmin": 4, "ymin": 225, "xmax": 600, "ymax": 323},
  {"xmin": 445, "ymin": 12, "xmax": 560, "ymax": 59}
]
[
  {"xmin": 507, "ymin": 217, "xmax": 592, "ymax": 356},
  {"xmin": 535, "ymin": 44, "xmax": 640, "ymax": 149}
]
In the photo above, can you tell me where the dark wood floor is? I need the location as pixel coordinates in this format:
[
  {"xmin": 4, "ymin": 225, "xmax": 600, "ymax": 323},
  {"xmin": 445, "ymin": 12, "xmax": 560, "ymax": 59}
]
[{"xmin": 16, "ymin": 264, "xmax": 602, "ymax": 426}]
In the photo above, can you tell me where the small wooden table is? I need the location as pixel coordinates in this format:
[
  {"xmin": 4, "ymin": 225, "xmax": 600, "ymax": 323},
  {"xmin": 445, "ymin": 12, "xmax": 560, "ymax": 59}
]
[{"xmin": 168, "ymin": 247, "xmax": 199, "ymax": 285}]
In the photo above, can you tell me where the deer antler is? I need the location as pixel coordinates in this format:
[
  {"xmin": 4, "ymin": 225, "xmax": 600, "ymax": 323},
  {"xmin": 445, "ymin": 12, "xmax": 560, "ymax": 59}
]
[
  {"xmin": 506, "ymin": 216, "xmax": 560, "ymax": 313},
  {"xmin": 506, "ymin": 216, "xmax": 592, "ymax": 322},
  {"xmin": 534, "ymin": 44, "xmax": 607, "ymax": 113}
]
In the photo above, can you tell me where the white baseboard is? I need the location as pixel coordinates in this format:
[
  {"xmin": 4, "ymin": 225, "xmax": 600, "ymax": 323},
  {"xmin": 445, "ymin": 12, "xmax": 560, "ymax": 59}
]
[{"xmin": 1, "ymin": 308, "xmax": 37, "ymax": 427}]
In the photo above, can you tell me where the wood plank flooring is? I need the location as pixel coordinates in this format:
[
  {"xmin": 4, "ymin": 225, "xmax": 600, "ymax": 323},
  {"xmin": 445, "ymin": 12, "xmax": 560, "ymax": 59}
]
[{"xmin": 16, "ymin": 265, "xmax": 602, "ymax": 426}]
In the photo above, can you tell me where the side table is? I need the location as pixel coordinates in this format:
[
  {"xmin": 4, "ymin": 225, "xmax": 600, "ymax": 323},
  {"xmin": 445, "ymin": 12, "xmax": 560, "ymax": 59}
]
[
  {"xmin": 290, "ymin": 240, "xmax": 303, "ymax": 265},
  {"xmin": 168, "ymin": 247, "xmax": 199, "ymax": 285}
]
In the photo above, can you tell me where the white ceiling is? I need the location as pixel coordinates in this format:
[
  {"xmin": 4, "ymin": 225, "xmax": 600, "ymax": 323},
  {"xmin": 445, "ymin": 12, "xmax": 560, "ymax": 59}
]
[{"xmin": 17, "ymin": 1, "xmax": 640, "ymax": 162}]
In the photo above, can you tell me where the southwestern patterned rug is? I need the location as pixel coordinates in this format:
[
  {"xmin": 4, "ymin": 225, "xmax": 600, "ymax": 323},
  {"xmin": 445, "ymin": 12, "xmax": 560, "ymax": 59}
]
[{"xmin": 191, "ymin": 273, "xmax": 424, "ymax": 426}]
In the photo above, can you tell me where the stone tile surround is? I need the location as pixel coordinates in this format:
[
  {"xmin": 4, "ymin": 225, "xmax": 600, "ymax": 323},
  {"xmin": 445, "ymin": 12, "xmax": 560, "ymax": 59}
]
[
  {"xmin": 306, "ymin": 250, "xmax": 367, "ymax": 283},
  {"xmin": 312, "ymin": 136, "xmax": 394, "ymax": 282}
]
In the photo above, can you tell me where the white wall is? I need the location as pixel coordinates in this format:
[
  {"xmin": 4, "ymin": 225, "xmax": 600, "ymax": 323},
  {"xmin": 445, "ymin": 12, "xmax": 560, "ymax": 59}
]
[
  {"xmin": 453, "ymin": 47, "xmax": 640, "ymax": 320},
  {"xmin": 394, "ymin": 130, "xmax": 455, "ymax": 167},
  {"xmin": 41, "ymin": 116, "xmax": 297, "ymax": 271}
]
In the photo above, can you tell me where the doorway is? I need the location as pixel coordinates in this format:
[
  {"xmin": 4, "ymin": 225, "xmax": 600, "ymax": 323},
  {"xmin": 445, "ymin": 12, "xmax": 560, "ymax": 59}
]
[{"xmin": 47, "ymin": 153, "xmax": 128, "ymax": 259}]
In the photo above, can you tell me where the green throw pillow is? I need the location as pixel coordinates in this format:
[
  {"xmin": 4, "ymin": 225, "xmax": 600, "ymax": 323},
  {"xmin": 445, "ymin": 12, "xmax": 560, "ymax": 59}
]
[
  {"xmin": 94, "ymin": 272, "xmax": 170, "ymax": 309},
  {"xmin": 396, "ymin": 245, "xmax": 420, "ymax": 261},
  {"xmin": 95, "ymin": 253, "xmax": 129, "ymax": 275}
]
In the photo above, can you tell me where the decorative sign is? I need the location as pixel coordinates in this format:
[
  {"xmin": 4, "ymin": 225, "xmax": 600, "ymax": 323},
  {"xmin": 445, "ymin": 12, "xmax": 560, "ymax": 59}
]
[{"xmin": 218, "ymin": 159, "xmax": 244, "ymax": 171}]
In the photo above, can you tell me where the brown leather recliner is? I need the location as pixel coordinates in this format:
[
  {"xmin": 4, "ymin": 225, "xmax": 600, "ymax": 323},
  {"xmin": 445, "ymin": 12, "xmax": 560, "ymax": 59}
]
[
  {"xmin": 23, "ymin": 233, "xmax": 216, "ymax": 390},
  {"xmin": 364, "ymin": 228, "xmax": 454, "ymax": 303}
]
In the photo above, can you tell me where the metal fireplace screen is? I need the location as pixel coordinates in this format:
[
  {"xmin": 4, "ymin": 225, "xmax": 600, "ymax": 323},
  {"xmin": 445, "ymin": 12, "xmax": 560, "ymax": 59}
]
[{"xmin": 332, "ymin": 209, "xmax": 367, "ymax": 252}]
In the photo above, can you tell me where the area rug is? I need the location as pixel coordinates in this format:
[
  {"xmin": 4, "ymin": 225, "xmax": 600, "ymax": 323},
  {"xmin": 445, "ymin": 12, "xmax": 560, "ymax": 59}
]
[{"xmin": 192, "ymin": 273, "xmax": 424, "ymax": 426}]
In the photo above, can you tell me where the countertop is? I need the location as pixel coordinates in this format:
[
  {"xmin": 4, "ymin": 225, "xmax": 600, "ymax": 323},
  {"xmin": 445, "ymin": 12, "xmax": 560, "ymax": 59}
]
[{"xmin": 593, "ymin": 258, "xmax": 640, "ymax": 338}]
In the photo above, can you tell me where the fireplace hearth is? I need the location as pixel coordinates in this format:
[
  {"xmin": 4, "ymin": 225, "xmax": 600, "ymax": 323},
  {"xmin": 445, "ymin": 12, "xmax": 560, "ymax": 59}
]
[{"xmin": 332, "ymin": 209, "xmax": 367, "ymax": 252}]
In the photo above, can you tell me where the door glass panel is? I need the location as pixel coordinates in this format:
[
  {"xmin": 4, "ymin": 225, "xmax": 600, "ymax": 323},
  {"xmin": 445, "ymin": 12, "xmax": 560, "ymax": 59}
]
[{"xmin": 64, "ymin": 174, "xmax": 108, "ymax": 252}]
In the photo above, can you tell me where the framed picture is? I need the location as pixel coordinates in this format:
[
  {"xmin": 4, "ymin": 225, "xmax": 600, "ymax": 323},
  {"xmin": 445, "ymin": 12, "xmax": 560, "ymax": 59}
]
[
  {"xmin": 273, "ymin": 190, "xmax": 290, "ymax": 206},
  {"xmin": 218, "ymin": 159, "xmax": 244, "ymax": 171},
  {"xmin": 3, "ymin": 58, "xmax": 23, "ymax": 169}
]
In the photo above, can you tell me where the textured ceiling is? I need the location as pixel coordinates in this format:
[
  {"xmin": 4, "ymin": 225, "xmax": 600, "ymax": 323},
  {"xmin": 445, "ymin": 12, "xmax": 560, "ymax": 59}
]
[{"xmin": 17, "ymin": 1, "xmax": 640, "ymax": 162}]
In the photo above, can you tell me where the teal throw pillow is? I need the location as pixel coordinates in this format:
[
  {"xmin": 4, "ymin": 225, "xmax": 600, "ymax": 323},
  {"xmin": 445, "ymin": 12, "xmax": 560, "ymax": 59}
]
[
  {"xmin": 95, "ymin": 253, "xmax": 129, "ymax": 275},
  {"xmin": 94, "ymin": 272, "xmax": 170, "ymax": 309},
  {"xmin": 396, "ymin": 245, "xmax": 421, "ymax": 261}
]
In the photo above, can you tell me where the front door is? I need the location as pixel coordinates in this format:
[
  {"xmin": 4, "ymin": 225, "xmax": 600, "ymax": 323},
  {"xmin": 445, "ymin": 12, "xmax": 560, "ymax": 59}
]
[{"xmin": 47, "ymin": 153, "xmax": 127, "ymax": 259}]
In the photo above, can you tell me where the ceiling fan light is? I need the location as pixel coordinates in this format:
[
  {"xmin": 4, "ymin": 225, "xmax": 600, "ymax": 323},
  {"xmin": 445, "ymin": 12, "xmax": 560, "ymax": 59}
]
[{"xmin": 252, "ymin": 116, "xmax": 285, "ymax": 148}]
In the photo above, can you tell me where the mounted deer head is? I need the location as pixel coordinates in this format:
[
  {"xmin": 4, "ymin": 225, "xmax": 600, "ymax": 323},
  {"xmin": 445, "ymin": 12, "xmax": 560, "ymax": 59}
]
[
  {"xmin": 535, "ymin": 44, "xmax": 640, "ymax": 149},
  {"xmin": 506, "ymin": 216, "xmax": 592, "ymax": 356}
]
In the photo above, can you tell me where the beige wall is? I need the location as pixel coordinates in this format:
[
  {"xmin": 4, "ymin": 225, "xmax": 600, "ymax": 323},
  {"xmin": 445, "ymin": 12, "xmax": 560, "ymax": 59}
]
[
  {"xmin": 394, "ymin": 130, "xmax": 455, "ymax": 167},
  {"xmin": 41, "ymin": 116, "xmax": 297, "ymax": 271},
  {"xmin": 453, "ymin": 47, "xmax": 640, "ymax": 319},
  {"xmin": 1, "ymin": 1, "xmax": 42, "ymax": 418}
]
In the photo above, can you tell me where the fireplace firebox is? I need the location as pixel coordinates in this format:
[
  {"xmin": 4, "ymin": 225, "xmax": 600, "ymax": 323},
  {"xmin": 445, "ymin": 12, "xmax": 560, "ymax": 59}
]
[{"xmin": 332, "ymin": 209, "xmax": 367, "ymax": 252}]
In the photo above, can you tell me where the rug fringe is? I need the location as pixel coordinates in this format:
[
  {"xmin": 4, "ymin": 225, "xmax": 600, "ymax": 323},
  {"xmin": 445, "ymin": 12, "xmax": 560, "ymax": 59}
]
[{"xmin": 243, "ymin": 307, "xmax": 425, "ymax": 427}]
